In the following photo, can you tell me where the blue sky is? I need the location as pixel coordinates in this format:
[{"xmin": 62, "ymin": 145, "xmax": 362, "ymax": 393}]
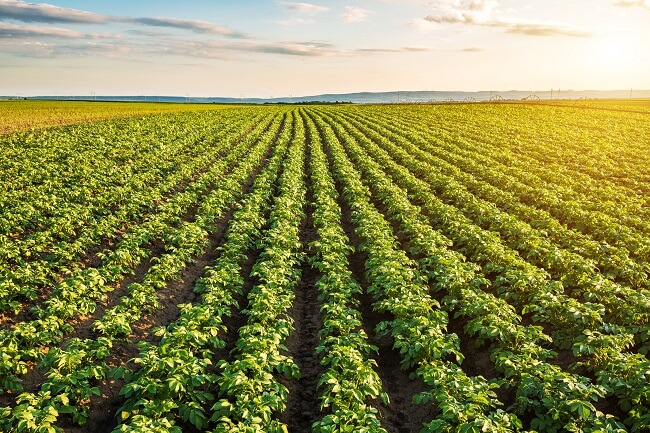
[{"xmin": 1, "ymin": 0, "xmax": 649, "ymax": 96}]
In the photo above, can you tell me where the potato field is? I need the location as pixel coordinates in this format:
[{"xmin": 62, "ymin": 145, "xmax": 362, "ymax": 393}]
[{"xmin": 0, "ymin": 102, "xmax": 649, "ymax": 433}]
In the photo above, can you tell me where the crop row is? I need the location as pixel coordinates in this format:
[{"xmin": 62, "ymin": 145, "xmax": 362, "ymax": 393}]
[
  {"xmin": 0, "ymin": 110, "xmax": 289, "ymax": 432},
  {"xmin": 112, "ymin": 112, "xmax": 294, "ymax": 433},
  {"xmin": 313, "ymin": 109, "xmax": 625, "ymax": 431},
  {"xmin": 313, "ymin": 106, "xmax": 650, "ymax": 431},
  {"xmin": 1, "ymin": 103, "xmax": 648, "ymax": 432},
  {"xmin": 0, "ymin": 110, "xmax": 269, "ymax": 315}
]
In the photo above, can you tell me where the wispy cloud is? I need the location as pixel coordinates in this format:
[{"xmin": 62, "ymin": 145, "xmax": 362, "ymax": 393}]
[
  {"xmin": 276, "ymin": 17, "xmax": 315, "ymax": 26},
  {"xmin": 1, "ymin": 32, "xmax": 341, "ymax": 59},
  {"xmin": 354, "ymin": 46, "xmax": 434, "ymax": 53},
  {"xmin": 424, "ymin": 0, "xmax": 590, "ymax": 37},
  {"xmin": 462, "ymin": 46, "xmax": 484, "ymax": 51},
  {"xmin": 3, "ymin": 27, "xmax": 439, "ymax": 61},
  {"xmin": 146, "ymin": 39, "xmax": 339, "ymax": 58},
  {"xmin": 402, "ymin": 46, "xmax": 433, "ymax": 52},
  {"xmin": 0, "ymin": 21, "xmax": 112, "ymax": 38},
  {"xmin": 1, "ymin": 38, "xmax": 137, "ymax": 58},
  {"xmin": 125, "ymin": 29, "xmax": 173, "ymax": 38},
  {"xmin": 0, "ymin": 0, "xmax": 251, "ymax": 38},
  {"xmin": 425, "ymin": 0, "xmax": 498, "ymax": 24},
  {"xmin": 341, "ymin": 6, "xmax": 373, "ymax": 22},
  {"xmin": 181, "ymin": 40, "xmax": 429, "ymax": 57},
  {"xmin": 408, "ymin": 17, "xmax": 438, "ymax": 33},
  {"xmin": 0, "ymin": 1, "xmax": 438, "ymax": 61},
  {"xmin": 129, "ymin": 17, "xmax": 248, "ymax": 38},
  {"xmin": 503, "ymin": 22, "xmax": 589, "ymax": 37},
  {"xmin": 614, "ymin": 0, "xmax": 649, "ymax": 7},
  {"xmin": 0, "ymin": 0, "xmax": 110, "ymax": 23},
  {"xmin": 280, "ymin": 2, "xmax": 329, "ymax": 14},
  {"xmin": 0, "ymin": 21, "xmax": 83, "ymax": 38},
  {"xmin": 237, "ymin": 40, "xmax": 337, "ymax": 56}
]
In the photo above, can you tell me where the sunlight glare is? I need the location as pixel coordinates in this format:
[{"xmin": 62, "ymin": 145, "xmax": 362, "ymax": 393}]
[{"xmin": 591, "ymin": 33, "xmax": 641, "ymax": 72}]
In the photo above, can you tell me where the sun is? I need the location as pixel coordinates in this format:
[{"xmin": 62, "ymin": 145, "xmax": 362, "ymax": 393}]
[{"xmin": 591, "ymin": 33, "xmax": 642, "ymax": 72}]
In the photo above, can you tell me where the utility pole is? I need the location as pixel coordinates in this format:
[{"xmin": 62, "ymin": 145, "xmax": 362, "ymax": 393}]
[
  {"xmin": 630, "ymin": 88, "xmax": 633, "ymax": 99},
  {"xmin": 550, "ymin": 88, "xmax": 553, "ymax": 100},
  {"xmin": 557, "ymin": 88, "xmax": 560, "ymax": 100}
]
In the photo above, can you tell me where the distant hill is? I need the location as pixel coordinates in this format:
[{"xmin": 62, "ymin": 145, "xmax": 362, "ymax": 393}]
[{"xmin": 13, "ymin": 89, "xmax": 650, "ymax": 104}]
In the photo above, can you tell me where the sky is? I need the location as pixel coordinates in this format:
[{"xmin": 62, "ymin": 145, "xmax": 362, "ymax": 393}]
[{"xmin": 0, "ymin": 0, "xmax": 649, "ymax": 97}]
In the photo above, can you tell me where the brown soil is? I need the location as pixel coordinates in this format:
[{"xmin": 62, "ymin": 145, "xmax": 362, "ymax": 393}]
[{"xmin": 279, "ymin": 217, "xmax": 325, "ymax": 432}]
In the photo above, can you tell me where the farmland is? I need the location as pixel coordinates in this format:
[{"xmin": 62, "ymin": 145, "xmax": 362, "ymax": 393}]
[
  {"xmin": 0, "ymin": 101, "xmax": 234, "ymax": 136},
  {"xmin": 0, "ymin": 101, "xmax": 649, "ymax": 433}
]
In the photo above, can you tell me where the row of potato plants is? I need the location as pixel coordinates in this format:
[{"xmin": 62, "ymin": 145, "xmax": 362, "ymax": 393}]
[
  {"xmin": 388, "ymin": 104, "xmax": 650, "ymax": 241},
  {"xmin": 111, "ymin": 113, "xmax": 293, "ymax": 433},
  {"xmin": 303, "ymin": 110, "xmax": 389, "ymax": 433},
  {"xmin": 318, "ymin": 109, "xmax": 627, "ymax": 432},
  {"xmin": 344, "ymin": 110, "xmax": 650, "ymax": 349},
  {"xmin": 0, "ymin": 111, "xmax": 268, "ymax": 316},
  {"xmin": 0, "ymin": 113, "xmax": 286, "ymax": 433},
  {"xmin": 413, "ymin": 104, "xmax": 650, "ymax": 202},
  {"xmin": 315, "ymin": 108, "xmax": 650, "ymax": 431},
  {"xmin": 6, "ymin": 110, "xmax": 264, "ymax": 260},
  {"xmin": 0, "ymin": 101, "xmax": 228, "ymax": 136},
  {"xmin": 340, "ymin": 104, "xmax": 649, "ymax": 412},
  {"xmin": 344, "ymin": 108, "xmax": 650, "ymax": 291},
  {"xmin": 0, "ymin": 112, "xmax": 280, "ymax": 397},
  {"xmin": 309, "ymin": 110, "xmax": 523, "ymax": 432},
  {"xmin": 0, "ymin": 112, "xmax": 229, "ymax": 237},
  {"xmin": 338, "ymin": 110, "xmax": 650, "ymax": 339},
  {"xmin": 210, "ymin": 111, "xmax": 306, "ymax": 432},
  {"xmin": 374, "ymin": 105, "xmax": 650, "ymax": 257},
  {"xmin": 513, "ymin": 107, "xmax": 650, "ymax": 194}
]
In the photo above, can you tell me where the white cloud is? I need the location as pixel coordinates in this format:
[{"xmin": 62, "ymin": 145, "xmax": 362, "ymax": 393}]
[
  {"xmin": 0, "ymin": 1, "xmax": 251, "ymax": 38},
  {"xmin": 276, "ymin": 17, "xmax": 316, "ymax": 26},
  {"xmin": 3, "ymin": 27, "xmax": 439, "ymax": 61},
  {"xmin": 341, "ymin": 6, "xmax": 373, "ymax": 22},
  {"xmin": 0, "ymin": 0, "xmax": 110, "ymax": 23},
  {"xmin": 501, "ymin": 22, "xmax": 590, "ymax": 37},
  {"xmin": 0, "ymin": 21, "xmax": 84, "ymax": 37},
  {"xmin": 129, "ymin": 18, "xmax": 248, "ymax": 38},
  {"xmin": 408, "ymin": 17, "xmax": 438, "ymax": 33},
  {"xmin": 425, "ymin": 0, "xmax": 498, "ymax": 24},
  {"xmin": 0, "ymin": 1, "xmax": 436, "ymax": 61},
  {"xmin": 423, "ymin": 0, "xmax": 590, "ymax": 37},
  {"xmin": 1, "ymin": 38, "xmax": 142, "ymax": 58},
  {"xmin": 355, "ymin": 45, "xmax": 434, "ymax": 53},
  {"xmin": 280, "ymin": 2, "xmax": 329, "ymax": 14},
  {"xmin": 0, "ymin": 21, "xmax": 112, "ymax": 38},
  {"xmin": 614, "ymin": 0, "xmax": 649, "ymax": 7}
]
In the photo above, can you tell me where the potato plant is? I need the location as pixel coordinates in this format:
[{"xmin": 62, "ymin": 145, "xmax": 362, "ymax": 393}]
[{"xmin": 1, "ymin": 101, "xmax": 649, "ymax": 432}]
